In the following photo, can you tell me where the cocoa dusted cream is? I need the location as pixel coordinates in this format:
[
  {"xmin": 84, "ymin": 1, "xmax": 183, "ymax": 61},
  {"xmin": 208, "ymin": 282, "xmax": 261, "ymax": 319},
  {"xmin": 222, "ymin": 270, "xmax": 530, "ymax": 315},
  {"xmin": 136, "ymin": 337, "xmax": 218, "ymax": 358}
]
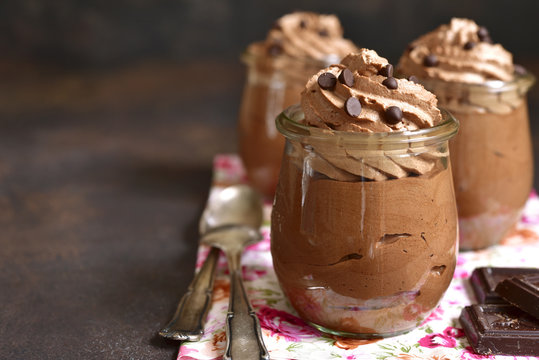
[
  {"xmin": 238, "ymin": 12, "xmax": 358, "ymax": 198},
  {"xmin": 398, "ymin": 18, "xmax": 535, "ymax": 250},
  {"xmin": 271, "ymin": 49, "xmax": 459, "ymax": 337},
  {"xmin": 397, "ymin": 18, "xmax": 514, "ymax": 84}
]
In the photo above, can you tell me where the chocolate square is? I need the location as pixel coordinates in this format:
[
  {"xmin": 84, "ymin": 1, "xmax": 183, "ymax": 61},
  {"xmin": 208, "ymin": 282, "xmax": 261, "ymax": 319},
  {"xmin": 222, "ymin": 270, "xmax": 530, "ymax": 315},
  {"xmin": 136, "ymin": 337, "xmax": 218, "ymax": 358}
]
[
  {"xmin": 469, "ymin": 267, "xmax": 539, "ymax": 304},
  {"xmin": 495, "ymin": 274, "xmax": 539, "ymax": 320},
  {"xmin": 459, "ymin": 304, "xmax": 539, "ymax": 356}
]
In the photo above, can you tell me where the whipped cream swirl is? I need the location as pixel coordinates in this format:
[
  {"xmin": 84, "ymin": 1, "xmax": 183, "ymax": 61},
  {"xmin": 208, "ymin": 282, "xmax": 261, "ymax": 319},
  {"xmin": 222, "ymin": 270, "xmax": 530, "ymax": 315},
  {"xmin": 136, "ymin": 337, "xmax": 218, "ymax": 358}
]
[
  {"xmin": 397, "ymin": 18, "xmax": 514, "ymax": 84},
  {"xmin": 246, "ymin": 12, "xmax": 358, "ymax": 65},
  {"xmin": 296, "ymin": 49, "xmax": 447, "ymax": 182},
  {"xmin": 302, "ymin": 49, "xmax": 442, "ymax": 132}
]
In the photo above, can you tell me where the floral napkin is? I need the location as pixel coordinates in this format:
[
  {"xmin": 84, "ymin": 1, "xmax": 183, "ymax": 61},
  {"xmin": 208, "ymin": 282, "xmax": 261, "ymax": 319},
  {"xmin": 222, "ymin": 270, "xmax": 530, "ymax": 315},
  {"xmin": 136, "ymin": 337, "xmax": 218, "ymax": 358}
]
[{"xmin": 178, "ymin": 154, "xmax": 539, "ymax": 360}]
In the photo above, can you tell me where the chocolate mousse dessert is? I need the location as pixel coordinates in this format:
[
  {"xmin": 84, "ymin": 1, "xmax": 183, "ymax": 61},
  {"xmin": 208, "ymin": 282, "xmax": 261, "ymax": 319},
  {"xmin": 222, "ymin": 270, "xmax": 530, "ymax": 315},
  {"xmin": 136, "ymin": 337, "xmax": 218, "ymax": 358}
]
[
  {"xmin": 398, "ymin": 18, "xmax": 536, "ymax": 250},
  {"xmin": 238, "ymin": 12, "xmax": 359, "ymax": 198},
  {"xmin": 271, "ymin": 49, "xmax": 459, "ymax": 337}
]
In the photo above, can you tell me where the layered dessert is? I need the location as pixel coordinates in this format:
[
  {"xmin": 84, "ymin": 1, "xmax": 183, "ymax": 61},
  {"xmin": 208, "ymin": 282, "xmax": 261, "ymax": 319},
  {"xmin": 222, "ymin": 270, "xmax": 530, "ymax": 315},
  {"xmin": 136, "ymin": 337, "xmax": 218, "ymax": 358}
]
[
  {"xmin": 398, "ymin": 18, "xmax": 535, "ymax": 250},
  {"xmin": 238, "ymin": 12, "xmax": 359, "ymax": 198},
  {"xmin": 271, "ymin": 49, "xmax": 459, "ymax": 337}
]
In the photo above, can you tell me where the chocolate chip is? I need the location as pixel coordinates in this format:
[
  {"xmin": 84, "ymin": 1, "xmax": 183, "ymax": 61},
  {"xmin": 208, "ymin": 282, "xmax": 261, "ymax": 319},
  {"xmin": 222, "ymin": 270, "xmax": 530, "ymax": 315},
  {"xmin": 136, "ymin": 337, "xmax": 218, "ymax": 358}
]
[
  {"xmin": 385, "ymin": 106, "xmax": 402, "ymax": 125},
  {"xmin": 464, "ymin": 41, "xmax": 476, "ymax": 50},
  {"xmin": 408, "ymin": 75, "xmax": 419, "ymax": 83},
  {"xmin": 267, "ymin": 43, "xmax": 283, "ymax": 56},
  {"xmin": 378, "ymin": 64, "xmax": 394, "ymax": 77},
  {"xmin": 317, "ymin": 72, "xmax": 337, "ymax": 90},
  {"xmin": 344, "ymin": 97, "xmax": 362, "ymax": 117},
  {"xmin": 482, "ymin": 35, "xmax": 493, "ymax": 44},
  {"xmin": 299, "ymin": 20, "xmax": 306, "ymax": 29},
  {"xmin": 407, "ymin": 44, "xmax": 416, "ymax": 52},
  {"xmin": 272, "ymin": 21, "xmax": 282, "ymax": 30},
  {"xmin": 338, "ymin": 68, "xmax": 355, "ymax": 87},
  {"xmin": 423, "ymin": 54, "xmax": 438, "ymax": 67},
  {"xmin": 514, "ymin": 64, "xmax": 527, "ymax": 76},
  {"xmin": 382, "ymin": 77, "xmax": 398, "ymax": 90},
  {"xmin": 318, "ymin": 29, "xmax": 329, "ymax": 37},
  {"xmin": 477, "ymin": 26, "xmax": 493, "ymax": 43},
  {"xmin": 477, "ymin": 26, "xmax": 489, "ymax": 41}
]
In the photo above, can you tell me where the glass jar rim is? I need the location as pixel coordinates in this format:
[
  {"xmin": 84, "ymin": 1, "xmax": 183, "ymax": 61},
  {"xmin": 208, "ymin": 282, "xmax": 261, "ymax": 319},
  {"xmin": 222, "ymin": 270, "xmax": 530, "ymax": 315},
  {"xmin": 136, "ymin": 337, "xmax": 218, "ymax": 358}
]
[
  {"xmin": 411, "ymin": 71, "xmax": 535, "ymax": 94},
  {"xmin": 276, "ymin": 104, "xmax": 459, "ymax": 149}
]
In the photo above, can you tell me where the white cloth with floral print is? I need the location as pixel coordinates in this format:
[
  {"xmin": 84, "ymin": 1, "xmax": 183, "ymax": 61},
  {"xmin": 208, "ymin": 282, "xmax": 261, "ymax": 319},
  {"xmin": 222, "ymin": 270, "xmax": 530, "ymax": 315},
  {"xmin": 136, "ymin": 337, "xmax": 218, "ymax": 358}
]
[{"xmin": 177, "ymin": 154, "xmax": 539, "ymax": 360}]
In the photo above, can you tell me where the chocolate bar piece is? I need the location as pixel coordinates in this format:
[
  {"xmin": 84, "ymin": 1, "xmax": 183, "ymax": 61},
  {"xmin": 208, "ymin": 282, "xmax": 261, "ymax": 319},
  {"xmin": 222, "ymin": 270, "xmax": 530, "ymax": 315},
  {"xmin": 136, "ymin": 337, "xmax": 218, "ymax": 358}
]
[
  {"xmin": 495, "ymin": 274, "xmax": 539, "ymax": 320},
  {"xmin": 460, "ymin": 304, "xmax": 539, "ymax": 356},
  {"xmin": 469, "ymin": 267, "xmax": 539, "ymax": 304}
]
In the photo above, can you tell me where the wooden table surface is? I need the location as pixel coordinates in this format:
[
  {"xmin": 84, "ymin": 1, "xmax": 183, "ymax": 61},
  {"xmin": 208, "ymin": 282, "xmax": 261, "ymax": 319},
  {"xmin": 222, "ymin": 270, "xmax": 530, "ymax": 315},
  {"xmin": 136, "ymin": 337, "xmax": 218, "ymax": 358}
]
[{"xmin": 1, "ymin": 59, "xmax": 539, "ymax": 360}]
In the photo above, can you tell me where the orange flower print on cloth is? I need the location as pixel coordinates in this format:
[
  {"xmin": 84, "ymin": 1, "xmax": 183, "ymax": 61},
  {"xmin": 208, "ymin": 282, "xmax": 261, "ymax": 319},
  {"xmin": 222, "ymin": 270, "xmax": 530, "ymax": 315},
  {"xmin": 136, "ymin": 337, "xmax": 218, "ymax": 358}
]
[{"xmin": 331, "ymin": 335, "xmax": 380, "ymax": 350}]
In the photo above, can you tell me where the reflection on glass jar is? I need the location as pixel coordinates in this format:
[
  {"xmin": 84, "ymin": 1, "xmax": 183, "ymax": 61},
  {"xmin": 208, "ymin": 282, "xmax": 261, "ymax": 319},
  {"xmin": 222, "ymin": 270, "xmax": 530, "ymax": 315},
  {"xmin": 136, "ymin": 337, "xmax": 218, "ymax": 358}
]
[
  {"xmin": 271, "ymin": 105, "xmax": 459, "ymax": 338},
  {"xmin": 238, "ymin": 51, "xmax": 335, "ymax": 199},
  {"xmin": 420, "ymin": 72, "xmax": 535, "ymax": 250}
]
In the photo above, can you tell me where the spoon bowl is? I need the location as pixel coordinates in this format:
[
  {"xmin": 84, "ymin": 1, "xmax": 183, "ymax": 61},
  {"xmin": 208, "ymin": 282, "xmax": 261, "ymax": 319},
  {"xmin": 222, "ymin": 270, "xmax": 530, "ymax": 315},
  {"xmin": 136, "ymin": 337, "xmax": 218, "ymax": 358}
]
[
  {"xmin": 200, "ymin": 185, "xmax": 263, "ymax": 233},
  {"xmin": 200, "ymin": 187, "xmax": 269, "ymax": 360}
]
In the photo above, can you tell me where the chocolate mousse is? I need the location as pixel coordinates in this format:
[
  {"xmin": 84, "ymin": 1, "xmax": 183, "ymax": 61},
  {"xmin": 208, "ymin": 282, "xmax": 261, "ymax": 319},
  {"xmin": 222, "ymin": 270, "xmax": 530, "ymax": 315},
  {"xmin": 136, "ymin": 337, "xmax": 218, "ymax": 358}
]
[
  {"xmin": 271, "ymin": 49, "xmax": 459, "ymax": 337},
  {"xmin": 398, "ymin": 18, "xmax": 535, "ymax": 250},
  {"xmin": 238, "ymin": 12, "xmax": 358, "ymax": 198}
]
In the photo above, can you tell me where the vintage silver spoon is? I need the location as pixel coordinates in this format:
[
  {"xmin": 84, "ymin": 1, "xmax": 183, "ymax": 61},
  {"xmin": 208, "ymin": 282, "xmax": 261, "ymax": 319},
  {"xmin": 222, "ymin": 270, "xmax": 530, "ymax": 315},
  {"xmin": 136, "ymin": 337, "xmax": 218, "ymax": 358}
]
[
  {"xmin": 159, "ymin": 185, "xmax": 266, "ymax": 345},
  {"xmin": 201, "ymin": 217, "xmax": 269, "ymax": 359}
]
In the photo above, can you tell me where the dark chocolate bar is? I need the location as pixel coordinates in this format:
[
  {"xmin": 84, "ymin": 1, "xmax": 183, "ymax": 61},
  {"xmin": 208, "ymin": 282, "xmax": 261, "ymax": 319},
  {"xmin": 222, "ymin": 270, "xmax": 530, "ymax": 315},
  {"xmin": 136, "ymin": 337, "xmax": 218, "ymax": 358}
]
[
  {"xmin": 495, "ymin": 274, "xmax": 539, "ymax": 320},
  {"xmin": 460, "ymin": 304, "xmax": 539, "ymax": 356},
  {"xmin": 469, "ymin": 267, "xmax": 539, "ymax": 304}
]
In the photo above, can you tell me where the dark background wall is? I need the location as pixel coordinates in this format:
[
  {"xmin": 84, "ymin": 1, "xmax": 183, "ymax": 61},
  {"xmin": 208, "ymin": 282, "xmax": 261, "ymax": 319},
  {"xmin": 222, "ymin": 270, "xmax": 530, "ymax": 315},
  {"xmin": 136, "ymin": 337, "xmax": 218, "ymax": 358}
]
[
  {"xmin": 1, "ymin": 0, "xmax": 538, "ymax": 68},
  {"xmin": 2, "ymin": 0, "xmax": 538, "ymax": 137}
]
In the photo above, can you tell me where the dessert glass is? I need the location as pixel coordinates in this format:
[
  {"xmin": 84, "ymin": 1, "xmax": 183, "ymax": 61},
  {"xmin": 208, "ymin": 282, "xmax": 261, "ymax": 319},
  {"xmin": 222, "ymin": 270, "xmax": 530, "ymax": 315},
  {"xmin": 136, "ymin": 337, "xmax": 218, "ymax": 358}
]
[
  {"xmin": 238, "ymin": 51, "xmax": 336, "ymax": 198},
  {"xmin": 271, "ymin": 105, "xmax": 459, "ymax": 338},
  {"xmin": 419, "ymin": 72, "xmax": 535, "ymax": 250}
]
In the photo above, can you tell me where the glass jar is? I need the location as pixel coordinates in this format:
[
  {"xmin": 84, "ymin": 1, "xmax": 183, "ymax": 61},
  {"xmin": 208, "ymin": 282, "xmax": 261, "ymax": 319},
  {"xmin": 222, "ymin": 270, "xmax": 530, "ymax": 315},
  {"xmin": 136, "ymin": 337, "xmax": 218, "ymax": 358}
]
[
  {"xmin": 419, "ymin": 73, "xmax": 535, "ymax": 250},
  {"xmin": 271, "ymin": 105, "xmax": 459, "ymax": 338},
  {"xmin": 238, "ymin": 50, "xmax": 336, "ymax": 199}
]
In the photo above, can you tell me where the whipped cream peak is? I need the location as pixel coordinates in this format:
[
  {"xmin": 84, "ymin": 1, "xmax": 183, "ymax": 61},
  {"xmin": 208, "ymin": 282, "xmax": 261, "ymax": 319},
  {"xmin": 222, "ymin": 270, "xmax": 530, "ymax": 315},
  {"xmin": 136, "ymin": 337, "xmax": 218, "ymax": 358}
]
[
  {"xmin": 301, "ymin": 49, "xmax": 442, "ymax": 133},
  {"xmin": 249, "ymin": 12, "xmax": 358, "ymax": 63},
  {"xmin": 397, "ymin": 18, "xmax": 514, "ymax": 84},
  {"xmin": 341, "ymin": 49, "xmax": 388, "ymax": 76}
]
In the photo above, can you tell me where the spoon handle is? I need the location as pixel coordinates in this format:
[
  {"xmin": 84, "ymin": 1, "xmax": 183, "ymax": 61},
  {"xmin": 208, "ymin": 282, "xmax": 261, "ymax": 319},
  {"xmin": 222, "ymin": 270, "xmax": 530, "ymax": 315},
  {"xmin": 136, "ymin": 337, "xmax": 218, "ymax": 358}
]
[
  {"xmin": 224, "ymin": 254, "xmax": 269, "ymax": 360},
  {"xmin": 159, "ymin": 246, "xmax": 220, "ymax": 341}
]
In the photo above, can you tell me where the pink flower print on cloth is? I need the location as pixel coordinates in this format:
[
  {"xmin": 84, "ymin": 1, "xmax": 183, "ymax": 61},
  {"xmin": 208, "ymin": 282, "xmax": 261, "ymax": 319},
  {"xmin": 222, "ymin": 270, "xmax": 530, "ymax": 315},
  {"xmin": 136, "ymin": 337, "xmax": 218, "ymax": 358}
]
[
  {"xmin": 421, "ymin": 306, "xmax": 444, "ymax": 325},
  {"xmin": 418, "ymin": 326, "xmax": 465, "ymax": 348},
  {"xmin": 257, "ymin": 305, "xmax": 321, "ymax": 342}
]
